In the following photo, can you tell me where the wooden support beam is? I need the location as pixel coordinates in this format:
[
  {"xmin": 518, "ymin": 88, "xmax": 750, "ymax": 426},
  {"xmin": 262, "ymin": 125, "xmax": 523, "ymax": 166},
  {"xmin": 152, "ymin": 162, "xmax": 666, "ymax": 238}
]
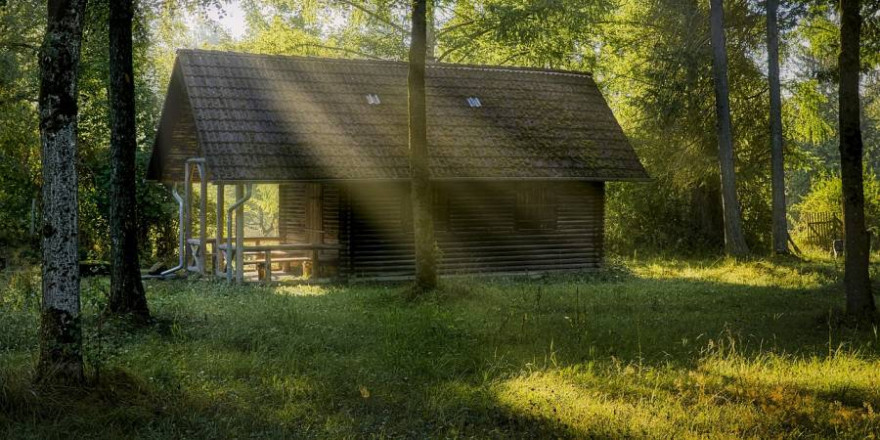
[
  {"xmin": 266, "ymin": 252, "xmax": 273, "ymax": 283},
  {"xmin": 183, "ymin": 163, "xmax": 192, "ymax": 271},
  {"xmin": 198, "ymin": 164, "xmax": 207, "ymax": 275},
  {"xmin": 235, "ymin": 184, "xmax": 245, "ymax": 283},
  {"xmin": 215, "ymin": 183, "xmax": 224, "ymax": 275}
]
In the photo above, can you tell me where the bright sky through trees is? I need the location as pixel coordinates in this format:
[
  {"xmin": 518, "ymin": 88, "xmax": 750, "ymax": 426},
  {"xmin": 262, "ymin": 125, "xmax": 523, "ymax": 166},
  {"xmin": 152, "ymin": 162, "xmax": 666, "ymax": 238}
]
[{"xmin": 206, "ymin": 1, "xmax": 247, "ymax": 39}]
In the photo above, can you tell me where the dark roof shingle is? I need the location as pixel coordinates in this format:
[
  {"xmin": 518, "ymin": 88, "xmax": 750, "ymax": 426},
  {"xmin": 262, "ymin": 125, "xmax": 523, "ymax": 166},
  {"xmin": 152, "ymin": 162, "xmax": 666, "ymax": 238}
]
[{"xmin": 148, "ymin": 50, "xmax": 648, "ymax": 182}]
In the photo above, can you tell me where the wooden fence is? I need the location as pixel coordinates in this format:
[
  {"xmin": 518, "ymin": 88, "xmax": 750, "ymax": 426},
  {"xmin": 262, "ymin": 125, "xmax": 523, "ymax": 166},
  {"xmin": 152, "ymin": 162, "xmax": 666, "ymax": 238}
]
[{"xmin": 796, "ymin": 212, "xmax": 843, "ymax": 248}]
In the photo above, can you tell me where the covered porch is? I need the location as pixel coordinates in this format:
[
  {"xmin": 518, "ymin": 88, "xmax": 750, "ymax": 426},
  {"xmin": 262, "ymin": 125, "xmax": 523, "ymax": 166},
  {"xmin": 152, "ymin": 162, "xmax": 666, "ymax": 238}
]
[{"xmin": 171, "ymin": 158, "xmax": 340, "ymax": 283}]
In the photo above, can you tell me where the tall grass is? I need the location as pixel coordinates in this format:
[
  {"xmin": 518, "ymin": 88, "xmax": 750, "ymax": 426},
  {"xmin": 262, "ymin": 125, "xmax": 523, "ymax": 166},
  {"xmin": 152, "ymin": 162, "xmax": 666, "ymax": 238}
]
[{"xmin": 1, "ymin": 258, "xmax": 879, "ymax": 438}]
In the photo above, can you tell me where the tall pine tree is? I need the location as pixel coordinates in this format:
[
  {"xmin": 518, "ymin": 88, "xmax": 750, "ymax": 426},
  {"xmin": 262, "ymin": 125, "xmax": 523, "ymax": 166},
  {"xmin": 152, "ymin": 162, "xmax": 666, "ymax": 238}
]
[
  {"xmin": 709, "ymin": 0, "xmax": 750, "ymax": 256},
  {"xmin": 767, "ymin": 0, "xmax": 789, "ymax": 254}
]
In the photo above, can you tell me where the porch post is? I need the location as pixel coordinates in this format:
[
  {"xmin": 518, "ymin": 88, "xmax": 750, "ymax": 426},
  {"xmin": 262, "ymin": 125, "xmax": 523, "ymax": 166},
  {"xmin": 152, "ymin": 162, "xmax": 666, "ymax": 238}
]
[
  {"xmin": 215, "ymin": 183, "xmax": 224, "ymax": 276},
  {"xmin": 183, "ymin": 162, "xmax": 192, "ymax": 271},
  {"xmin": 198, "ymin": 163, "xmax": 208, "ymax": 275},
  {"xmin": 235, "ymin": 184, "xmax": 245, "ymax": 282}
]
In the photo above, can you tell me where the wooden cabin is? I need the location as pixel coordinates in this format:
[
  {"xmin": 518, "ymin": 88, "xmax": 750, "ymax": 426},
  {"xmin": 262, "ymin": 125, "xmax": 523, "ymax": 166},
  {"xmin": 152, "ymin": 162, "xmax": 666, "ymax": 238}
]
[{"xmin": 147, "ymin": 50, "xmax": 648, "ymax": 281}]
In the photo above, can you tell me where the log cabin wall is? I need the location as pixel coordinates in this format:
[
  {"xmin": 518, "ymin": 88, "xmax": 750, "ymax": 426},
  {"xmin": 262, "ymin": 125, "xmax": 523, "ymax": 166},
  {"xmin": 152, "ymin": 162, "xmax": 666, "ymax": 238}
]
[
  {"xmin": 280, "ymin": 181, "xmax": 604, "ymax": 279},
  {"xmin": 278, "ymin": 183, "xmax": 307, "ymax": 244},
  {"xmin": 278, "ymin": 183, "xmax": 341, "ymax": 271},
  {"xmin": 436, "ymin": 181, "xmax": 604, "ymax": 276},
  {"xmin": 343, "ymin": 182, "xmax": 415, "ymax": 279}
]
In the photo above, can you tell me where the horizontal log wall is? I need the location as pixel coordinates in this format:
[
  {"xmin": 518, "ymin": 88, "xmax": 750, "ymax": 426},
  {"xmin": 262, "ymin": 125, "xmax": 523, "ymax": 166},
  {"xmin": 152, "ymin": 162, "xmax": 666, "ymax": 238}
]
[
  {"xmin": 278, "ymin": 183, "xmax": 307, "ymax": 244},
  {"xmin": 338, "ymin": 181, "xmax": 605, "ymax": 279},
  {"xmin": 281, "ymin": 181, "xmax": 605, "ymax": 279},
  {"xmin": 320, "ymin": 184, "xmax": 341, "ymax": 266},
  {"xmin": 279, "ymin": 183, "xmax": 341, "ymax": 266}
]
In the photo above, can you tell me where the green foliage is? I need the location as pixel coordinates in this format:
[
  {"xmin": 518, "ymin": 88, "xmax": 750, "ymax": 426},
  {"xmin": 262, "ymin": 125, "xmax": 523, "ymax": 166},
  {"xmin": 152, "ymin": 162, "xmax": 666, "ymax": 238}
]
[
  {"xmin": 2, "ymin": 258, "xmax": 880, "ymax": 437},
  {"xmin": 0, "ymin": 1, "xmax": 42, "ymax": 249},
  {"xmin": 0, "ymin": 0, "xmax": 179, "ymax": 263},
  {"xmin": 597, "ymin": 0, "xmax": 774, "ymax": 254},
  {"xmin": 793, "ymin": 173, "xmax": 880, "ymax": 236},
  {"xmin": 606, "ymin": 182, "xmax": 719, "ymax": 255},
  {"xmin": 440, "ymin": 0, "xmax": 614, "ymax": 67},
  {"xmin": 3, "ymin": 0, "xmax": 880, "ymax": 262},
  {"xmin": 787, "ymin": 80, "xmax": 835, "ymax": 145}
]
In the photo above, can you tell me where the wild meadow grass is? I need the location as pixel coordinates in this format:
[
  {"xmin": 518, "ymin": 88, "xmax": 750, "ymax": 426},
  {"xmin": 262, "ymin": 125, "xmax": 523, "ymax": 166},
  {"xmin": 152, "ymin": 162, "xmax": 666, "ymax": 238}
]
[{"xmin": 2, "ymin": 257, "xmax": 880, "ymax": 438}]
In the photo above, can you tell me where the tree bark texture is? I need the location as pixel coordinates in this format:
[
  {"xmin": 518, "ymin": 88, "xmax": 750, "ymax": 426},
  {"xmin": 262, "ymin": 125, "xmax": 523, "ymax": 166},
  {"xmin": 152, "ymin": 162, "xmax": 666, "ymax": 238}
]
[
  {"xmin": 767, "ymin": 0, "xmax": 789, "ymax": 254},
  {"xmin": 838, "ymin": 0, "xmax": 875, "ymax": 316},
  {"xmin": 409, "ymin": 0, "xmax": 437, "ymax": 291},
  {"xmin": 426, "ymin": 1, "xmax": 436, "ymax": 61},
  {"xmin": 108, "ymin": 0, "xmax": 150, "ymax": 321},
  {"xmin": 37, "ymin": 0, "xmax": 88, "ymax": 383},
  {"xmin": 709, "ymin": 0, "xmax": 750, "ymax": 257}
]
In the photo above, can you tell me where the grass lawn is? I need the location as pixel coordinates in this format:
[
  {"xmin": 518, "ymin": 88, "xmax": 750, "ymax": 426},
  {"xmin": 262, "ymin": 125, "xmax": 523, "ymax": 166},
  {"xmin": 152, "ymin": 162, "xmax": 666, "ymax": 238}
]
[{"xmin": 2, "ymin": 257, "xmax": 880, "ymax": 438}]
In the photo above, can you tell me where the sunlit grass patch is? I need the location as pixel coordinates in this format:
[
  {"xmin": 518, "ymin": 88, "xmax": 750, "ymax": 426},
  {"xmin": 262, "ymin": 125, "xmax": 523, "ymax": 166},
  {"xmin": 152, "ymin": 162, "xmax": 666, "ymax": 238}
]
[
  {"xmin": 631, "ymin": 257, "xmax": 839, "ymax": 289},
  {"xmin": 273, "ymin": 284, "xmax": 331, "ymax": 297},
  {"xmin": 494, "ymin": 350, "xmax": 880, "ymax": 438}
]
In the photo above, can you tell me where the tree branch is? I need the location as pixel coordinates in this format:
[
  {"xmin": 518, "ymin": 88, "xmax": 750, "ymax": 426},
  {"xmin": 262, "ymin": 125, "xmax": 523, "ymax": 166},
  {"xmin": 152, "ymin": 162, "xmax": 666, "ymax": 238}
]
[
  {"xmin": 285, "ymin": 43, "xmax": 387, "ymax": 60},
  {"xmin": 333, "ymin": 0, "xmax": 407, "ymax": 34},
  {"xmin": 436, "ymin": 19, "xmax": 474, "ymax": 37},
  {"xmin": 437, "ymin": 28, "xmax": 491, "ymax": 62},
  {"xmin": 0, "ymin": 42, "xmax": 39, "ymax": 52},
  {"xmin": 0, "ymin": 91, "xmax": 38, "ymax": 106}
]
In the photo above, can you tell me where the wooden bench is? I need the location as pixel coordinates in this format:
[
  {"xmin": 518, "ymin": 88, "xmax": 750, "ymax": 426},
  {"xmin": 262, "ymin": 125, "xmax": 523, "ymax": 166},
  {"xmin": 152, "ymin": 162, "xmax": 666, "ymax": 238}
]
[{"xmin": 220, "ymin": 243, "xmax": 340, "ymax": 282}]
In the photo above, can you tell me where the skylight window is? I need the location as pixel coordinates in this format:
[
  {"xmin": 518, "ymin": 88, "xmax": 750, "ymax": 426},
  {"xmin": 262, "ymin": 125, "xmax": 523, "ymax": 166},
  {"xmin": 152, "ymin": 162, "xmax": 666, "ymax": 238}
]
[
  {"xmin": 366, "ymin": 94, "xmax": 381, "ymax": 105},
  {"xmin": 467, "ymin": 96, "xmax": 482, "ymax": 108}
]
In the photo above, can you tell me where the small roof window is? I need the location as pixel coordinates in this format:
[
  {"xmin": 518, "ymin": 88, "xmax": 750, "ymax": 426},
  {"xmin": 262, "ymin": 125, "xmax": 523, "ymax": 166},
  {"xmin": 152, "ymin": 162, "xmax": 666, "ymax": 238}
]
[
  {"xmin": 467, "ymin": 96, "xmax": 482, "ymax": 108},
  {"xmin": 366, "ymin": 94, "xmax": 381, "ymax": 105}
]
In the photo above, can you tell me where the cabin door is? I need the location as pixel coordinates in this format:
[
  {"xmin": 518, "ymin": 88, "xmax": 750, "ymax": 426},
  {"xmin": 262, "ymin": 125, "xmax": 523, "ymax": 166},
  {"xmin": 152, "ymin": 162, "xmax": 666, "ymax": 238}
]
[{"xmin": 306, "ymin": 183, "xmax": 323, "ymax": 244}]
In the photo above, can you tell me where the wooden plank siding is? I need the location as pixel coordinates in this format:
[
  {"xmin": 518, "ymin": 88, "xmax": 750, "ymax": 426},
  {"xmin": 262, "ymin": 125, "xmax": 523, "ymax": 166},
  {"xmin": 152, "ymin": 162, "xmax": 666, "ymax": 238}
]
[
  {"xmin": 279, "ymin": 183, "xmax": 341, "ymax": 274},
  {"xmin": 278, "ymin": 184, "xmax": 307, "ymax": 244},
  {"xmin": 279, "ymin": 181, "xmax": 604, "ymax": 280}
]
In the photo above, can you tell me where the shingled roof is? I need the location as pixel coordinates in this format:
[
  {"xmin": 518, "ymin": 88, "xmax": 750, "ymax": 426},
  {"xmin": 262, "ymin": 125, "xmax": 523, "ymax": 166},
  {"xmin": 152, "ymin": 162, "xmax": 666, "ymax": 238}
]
[{"xmin": 147, "ymin": 49, "xmax": 648, "ymax": 183}]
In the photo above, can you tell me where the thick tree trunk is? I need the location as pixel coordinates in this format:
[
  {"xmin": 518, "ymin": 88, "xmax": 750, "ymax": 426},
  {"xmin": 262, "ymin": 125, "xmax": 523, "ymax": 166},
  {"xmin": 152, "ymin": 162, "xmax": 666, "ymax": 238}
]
[
  {"xmin": 767, "ymin": 0, "xmax": 788, "ymax": 254},
  {"xmin": 709, "ymin": 0, "xmax": 750, "ymax": 257},
  {"xmin": 37, "ymin": 0, "xmax": 88, "ymax": 383},
  {"xmin": 409, "ymin": 0, "xmax": 437, "ymax": 292},
  {"xmin": 838, "ymin": 0, "xmax": 875, "ymax": 317},
  {"xmin": 108, "ymin": 0, "xmax": 150, "ymax": 322}
]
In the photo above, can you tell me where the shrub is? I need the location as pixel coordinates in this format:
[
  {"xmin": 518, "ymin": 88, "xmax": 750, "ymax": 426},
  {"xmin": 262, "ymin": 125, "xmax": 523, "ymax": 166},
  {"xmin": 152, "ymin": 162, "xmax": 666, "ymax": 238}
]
[{"xmin": 792, "ymin": 172, "xmax": 880, "ymax": 252}]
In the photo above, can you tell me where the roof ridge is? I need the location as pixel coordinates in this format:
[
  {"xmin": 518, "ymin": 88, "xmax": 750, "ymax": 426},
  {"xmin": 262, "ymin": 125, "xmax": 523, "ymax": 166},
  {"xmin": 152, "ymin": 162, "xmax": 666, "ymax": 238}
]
[{"xmin": 177, "ymin": 48, "xmax": 593, "ymax": 79}]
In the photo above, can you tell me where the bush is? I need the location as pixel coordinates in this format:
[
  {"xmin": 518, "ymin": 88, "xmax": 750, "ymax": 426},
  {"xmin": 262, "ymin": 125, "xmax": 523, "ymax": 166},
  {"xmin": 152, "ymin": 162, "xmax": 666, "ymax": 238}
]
[{"xmin": 791, "ymin": 172, "xmax": 880, "ymax": 252}]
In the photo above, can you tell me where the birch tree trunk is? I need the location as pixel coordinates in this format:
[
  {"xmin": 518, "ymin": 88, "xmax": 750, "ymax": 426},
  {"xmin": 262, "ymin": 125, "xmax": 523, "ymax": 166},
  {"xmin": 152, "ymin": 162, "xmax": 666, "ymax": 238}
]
[
  {"xmin": 108, "ymin": 0, "xmax": 150, "ymax": 322},
  {"xmin": 838, "ymin": 0, "xmax": 875, "ymax": 317},
  {"xmin": 709, "ymin": 0, "xmax": 750, "ymax": 257},
  {"xmin": 767, "ymin": 0, "xmax": 789, "ymax": 254},
  {"xmin": 409, "ymin": 0, "xmax": 437, "ymax": 292},
  {"xmin": 37, "ymin": 0, "xmax": 88, "ymax": 383}
]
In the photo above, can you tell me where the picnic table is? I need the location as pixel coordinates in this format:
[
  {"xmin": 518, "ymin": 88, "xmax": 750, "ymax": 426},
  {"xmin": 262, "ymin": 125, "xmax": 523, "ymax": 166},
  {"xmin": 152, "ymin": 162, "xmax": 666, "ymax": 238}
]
[{"xmin": 217, "ymin": 242, "xmax": 340, "ymax": 281}]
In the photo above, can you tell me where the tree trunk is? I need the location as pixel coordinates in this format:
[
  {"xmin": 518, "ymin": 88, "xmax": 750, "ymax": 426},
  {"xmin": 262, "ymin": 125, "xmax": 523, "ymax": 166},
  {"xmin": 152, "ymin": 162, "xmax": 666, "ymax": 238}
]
[
  {"xmin": 426, "ymin": 1, "xmax": 436, "ymax": 62},
  {"xmin": 709, "ymin": 0, "xmax": 750, "ymax": 257},
  {"xmin": 838, "ymin": 0, "xmax": 875, "ymax": 317},
  {"xmin": 691, "ymin": 180, "xmax": 724, "ymax": 250},
  {"xmin": 767, "ymin": 0, "xmax": 788, "ymax": 254},
  {"xmin": 37, "ymin": 0, "xmax": 88, "ymax": 383},
  {"xmin": 409, "ymin": 0, "xmax": 437, "ymax": 292},
  {"xmin": 108, "ymin": 0, "xmax": 150, "ymax": 322}
]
